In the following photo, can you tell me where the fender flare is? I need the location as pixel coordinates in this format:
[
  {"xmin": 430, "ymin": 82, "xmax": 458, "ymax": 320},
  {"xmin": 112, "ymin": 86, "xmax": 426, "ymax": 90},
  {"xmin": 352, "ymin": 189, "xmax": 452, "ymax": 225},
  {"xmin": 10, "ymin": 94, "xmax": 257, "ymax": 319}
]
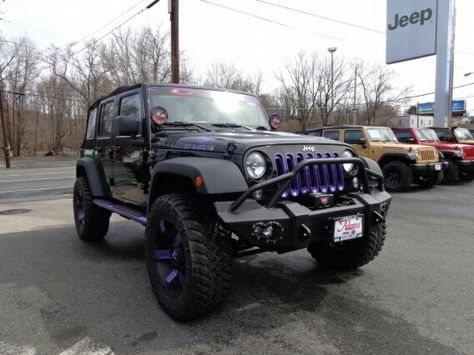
[
  {"xmin": 76, "ymin": 157, "xmax": 111, "ymax": 198},
  {"xmin": 150, "ymin": 157, "xmax": 248, "ymax": 196},
  {"xmin": 360, "ymin": 156, "xmax": 383, "ymax": 176},
  {"xmin": 378, "ymin": 152, "xmax": 416, "ymax": 166}
]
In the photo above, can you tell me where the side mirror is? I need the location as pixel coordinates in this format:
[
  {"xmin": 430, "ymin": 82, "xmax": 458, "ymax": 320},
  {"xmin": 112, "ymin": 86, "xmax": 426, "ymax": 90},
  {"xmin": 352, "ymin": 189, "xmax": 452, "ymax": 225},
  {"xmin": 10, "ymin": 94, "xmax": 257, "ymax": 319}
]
[
  {"xmin": 348, "ymin": 137, "xmax": 366, "ymax": 145},
  {"xmin": 116, "ymin": 116, "xmax": 139, "ymax": 137},
  {"xmin": 269, "ymin": 113, "xmax": 282, "ymax": 130}
]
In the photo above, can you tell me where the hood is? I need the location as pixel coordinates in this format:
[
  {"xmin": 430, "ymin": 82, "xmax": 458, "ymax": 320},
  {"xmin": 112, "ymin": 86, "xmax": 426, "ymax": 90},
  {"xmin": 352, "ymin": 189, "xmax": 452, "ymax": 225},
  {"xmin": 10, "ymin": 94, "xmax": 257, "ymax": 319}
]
[
  {"xmin": 457, "ymin": 139, "xmax": 474, "ymax": 145},
  {"xmin": 153, "ymin": 130, "xmax": 349, "ymax": 154},
  {"xmin": 370, "ymin": 142, "xmax": 435, "ymax": 152}
]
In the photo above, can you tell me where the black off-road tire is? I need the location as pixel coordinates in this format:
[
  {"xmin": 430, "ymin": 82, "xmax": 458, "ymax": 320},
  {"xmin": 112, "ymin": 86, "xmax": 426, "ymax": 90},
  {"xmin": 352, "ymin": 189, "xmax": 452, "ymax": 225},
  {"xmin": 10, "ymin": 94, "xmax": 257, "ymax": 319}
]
[
  {"xmin": 442, "ymin": 160, "xmax": 459, "ymax": 184},
  {"xmin": 382, "ymin": 161, "xmax": 413, "ymax": 191},
  {"xmin": 145, "ymin": 194, "xmax": 233, "ymax": 321},
  {"xmin": 307, "ymin": 223, "xmax": 386, "ymax": 271},
  {"xmin": 73, "ymin": 177, "xmax": 111, "ymax": 242},
  {"xmin": 414, "ymin": 170, "xmax": 444, "ymax": 188},
  {"xmin": 459, "ymin": 172, "xmax": 474, "ymax": 181}
]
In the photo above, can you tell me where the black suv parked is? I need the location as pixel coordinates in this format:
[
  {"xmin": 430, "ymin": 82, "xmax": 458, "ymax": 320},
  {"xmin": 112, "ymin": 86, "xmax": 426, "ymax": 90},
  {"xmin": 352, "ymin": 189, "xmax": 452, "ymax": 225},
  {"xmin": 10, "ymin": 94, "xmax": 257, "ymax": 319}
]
[{"xmin": 74, "ymin": 83, "xmax": 391, "ymax": 320}]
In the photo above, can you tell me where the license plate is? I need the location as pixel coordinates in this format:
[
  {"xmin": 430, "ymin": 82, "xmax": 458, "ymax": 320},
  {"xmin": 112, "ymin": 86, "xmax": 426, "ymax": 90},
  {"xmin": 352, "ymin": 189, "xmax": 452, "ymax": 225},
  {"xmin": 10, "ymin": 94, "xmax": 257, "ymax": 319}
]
[
  {"xmin": 435, "ymin": 164, "xmax": 441, "ymax": 171},
  {"xmin": 333, "ymin": 215, "xmax": 364, "ymax": 242}
]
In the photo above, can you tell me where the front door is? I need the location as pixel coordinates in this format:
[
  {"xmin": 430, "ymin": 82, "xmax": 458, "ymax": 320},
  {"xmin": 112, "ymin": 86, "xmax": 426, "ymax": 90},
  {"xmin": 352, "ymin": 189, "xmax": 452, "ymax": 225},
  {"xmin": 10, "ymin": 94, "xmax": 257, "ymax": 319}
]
[
  {"xmin": 95, "ymin": 99, "xmax": 115, "ymax": 187},
  {"xmin": 111, "ymin": 92, "xmax": 148, "ymax": 205},
  {"xmin": 344, "ymin": 129, "xmax": 370, "ymax": 158}
]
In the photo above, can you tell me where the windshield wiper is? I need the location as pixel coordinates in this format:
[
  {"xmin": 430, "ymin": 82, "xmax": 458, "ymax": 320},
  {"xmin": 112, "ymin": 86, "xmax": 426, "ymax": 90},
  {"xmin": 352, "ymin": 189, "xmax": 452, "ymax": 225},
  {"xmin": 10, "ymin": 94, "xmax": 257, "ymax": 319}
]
[
  {"xmin": 211, "ymin": 123, "xmax": 253, "ymax": 130},
  {"xmin": 159, "ymin": 121, "xmax": 211, "ymax": 132}
]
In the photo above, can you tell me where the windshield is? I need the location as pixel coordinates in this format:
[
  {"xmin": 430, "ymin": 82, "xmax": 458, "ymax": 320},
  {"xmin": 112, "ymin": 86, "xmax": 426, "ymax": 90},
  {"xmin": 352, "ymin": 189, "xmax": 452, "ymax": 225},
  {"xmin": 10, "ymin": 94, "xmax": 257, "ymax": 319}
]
[
  {"xmin": 147, "ymin": 87, "xmax": 270, "ymax": 129},
  {"xmin": 453, "ymin": 127, "xmax": 474, "ymax": 140},
  {"xmin": 415, "ymin": 129, "xmax": 439, "ymax": 142},
  {"xmin": 365, "ymin": 128, "xmax": 398, "ymax": 143}
]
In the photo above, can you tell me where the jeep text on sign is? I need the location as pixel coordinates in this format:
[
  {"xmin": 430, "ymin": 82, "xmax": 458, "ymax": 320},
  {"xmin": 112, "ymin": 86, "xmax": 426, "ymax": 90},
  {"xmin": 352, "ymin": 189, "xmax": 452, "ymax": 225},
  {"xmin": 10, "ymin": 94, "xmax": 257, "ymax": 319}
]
[{"xmin": 386, "ymin": 0, "xmax": 437, "ymax": 64}]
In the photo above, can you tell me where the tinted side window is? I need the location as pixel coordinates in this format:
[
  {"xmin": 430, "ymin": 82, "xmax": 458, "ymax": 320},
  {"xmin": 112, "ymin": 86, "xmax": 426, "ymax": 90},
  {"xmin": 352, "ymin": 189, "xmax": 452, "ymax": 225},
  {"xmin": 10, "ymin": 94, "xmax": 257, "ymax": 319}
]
[
  {"xmin": 307, "ymin": 131, "xmax": 321, "ymax": 137},
  {"xmin": 86, "ymin": 108, "xmax": 97, "ymax": 139},
  {"xmin": 324, "ymin": 130, "xmax": 340, "ymax": 141},
  {"xmin": 435, "ymin": 130, "xmax": 453, "ymax": 142},
  {"xmin": 119, "ymin": 94, "xmax": 141, "ymax": 119},
  {"xmin": 393, "ymin": 131, "xmax": 413, "ymax": 143},
  {"xmin": 344, "ymin": 130, "xmax": 364, "ymax": 144},
  {"xmin": 98, "ymin": 101, "xmax": 115, "ymax": 137}
]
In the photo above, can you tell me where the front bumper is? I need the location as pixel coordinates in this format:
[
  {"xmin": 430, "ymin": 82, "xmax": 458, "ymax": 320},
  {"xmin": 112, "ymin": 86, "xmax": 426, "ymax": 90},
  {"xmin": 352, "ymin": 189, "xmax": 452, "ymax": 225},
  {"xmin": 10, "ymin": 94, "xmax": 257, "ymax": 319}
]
[
  {"xmin": 456, "ymin": 159, "xmax": 474, "ymax": 174},
  {"xmin": 411, "ymin": 162, "xmax": 447, "ymax": 177},
  {"xmin": 214, "ymin": 157, "xmax": 392, "ymax": 253}
]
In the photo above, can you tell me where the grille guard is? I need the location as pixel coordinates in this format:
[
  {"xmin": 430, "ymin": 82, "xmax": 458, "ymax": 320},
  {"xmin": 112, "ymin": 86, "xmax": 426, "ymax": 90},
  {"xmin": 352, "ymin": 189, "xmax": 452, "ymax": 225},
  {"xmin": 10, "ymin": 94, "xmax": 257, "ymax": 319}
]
[{"xmin": 229, "ymin": 157, "xmax": 384, "ymax": 213}]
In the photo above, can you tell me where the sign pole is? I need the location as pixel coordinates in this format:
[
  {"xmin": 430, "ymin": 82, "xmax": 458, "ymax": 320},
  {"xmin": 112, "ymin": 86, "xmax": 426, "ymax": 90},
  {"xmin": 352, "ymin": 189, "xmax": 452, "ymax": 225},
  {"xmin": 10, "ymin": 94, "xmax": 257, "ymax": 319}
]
[{"xmin": 434, "ymin": 0, "xmax": 456, "ymax": 128}]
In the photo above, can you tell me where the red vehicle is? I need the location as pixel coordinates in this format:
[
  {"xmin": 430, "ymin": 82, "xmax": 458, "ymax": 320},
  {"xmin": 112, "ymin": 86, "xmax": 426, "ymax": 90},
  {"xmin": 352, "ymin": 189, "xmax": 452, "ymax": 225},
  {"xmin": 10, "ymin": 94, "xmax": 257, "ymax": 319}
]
[
  {"xmin": 430, "ymin": 127, "xmax": 474, "ymax": 145},
  {"xmin": 393, "ymin": 128, "xmax": 474, "ymax": 183}
]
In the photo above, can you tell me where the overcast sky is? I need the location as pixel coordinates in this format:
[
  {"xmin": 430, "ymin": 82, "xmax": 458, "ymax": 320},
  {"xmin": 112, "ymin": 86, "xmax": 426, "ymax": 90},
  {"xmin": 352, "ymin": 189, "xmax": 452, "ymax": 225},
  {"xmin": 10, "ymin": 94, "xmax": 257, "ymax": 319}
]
[{"xmin": 1, "ymin": 0, "xmax": 473, "ymax": 114}]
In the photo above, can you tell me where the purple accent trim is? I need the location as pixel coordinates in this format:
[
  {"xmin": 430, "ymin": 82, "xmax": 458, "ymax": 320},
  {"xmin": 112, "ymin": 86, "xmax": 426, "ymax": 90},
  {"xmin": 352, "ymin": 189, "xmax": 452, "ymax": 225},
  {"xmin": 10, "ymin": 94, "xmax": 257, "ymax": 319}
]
[
  {"xmin": 173, "ymin": 234, "xmax": 182, "ymax": 247},
  {"xmin": 92, "ymin": 199, "xmax": 147, "ymax": 225},
  {"xmin": 160, "ymin": 220, "xmax": 166, "ymax": 233},
  {"xmin": 334, "ymin": 153, "xmax": 345, "ymax": 191},
  {"xmin": 286, "ymin": 154, "xmax": 299, "ymax": 197},
  {"xmin": 154, "ymin": 249, "xmax": 172, "ymax": 260},
  {"xmin": 272, "ymin": 151, "xmax": 346, "ymax": 197},
  {"xmin": 274, "ymin": 154, "xmax": 289, "ymax": 198},
  {"xmin": 164, "ymin": 269, "xmax": 179, "ymax": 287}
]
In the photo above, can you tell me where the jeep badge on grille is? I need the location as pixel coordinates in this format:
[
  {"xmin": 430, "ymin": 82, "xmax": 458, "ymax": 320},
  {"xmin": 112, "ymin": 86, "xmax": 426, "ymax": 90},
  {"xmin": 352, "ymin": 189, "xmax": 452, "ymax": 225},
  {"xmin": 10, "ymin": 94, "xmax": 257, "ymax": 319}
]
[{"xmin": 302, "ymin": 146, "xmax": 316, "ymax": 152}]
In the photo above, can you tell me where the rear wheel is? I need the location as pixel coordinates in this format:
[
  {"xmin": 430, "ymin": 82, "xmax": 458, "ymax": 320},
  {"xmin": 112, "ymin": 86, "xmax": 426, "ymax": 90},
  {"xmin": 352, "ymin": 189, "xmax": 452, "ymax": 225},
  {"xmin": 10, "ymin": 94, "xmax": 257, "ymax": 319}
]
[
  {"xmin": 459, "ymin": 172, "xmax": 474, "ymax": 181},
  {"xmin": 145, "ymin": 194, "xmax": 233, "ymax": 321},
  {"xmin": 442, "ymin": 160, "xmax": 459, "ymax": 184},
  {"xmin": 414, "ymin": 170, "xmax": 443, "ymax": 188},
  {"xmin": 73, "ymin": 177, "xmax": 110, "ymax": 242},
  {"xmin": 307, "ymin": 223, "xmax": 386, "ymax": 271},
  {"xmin": 382, "ymin": 161, "xmax": 412, "ymax": 191}
]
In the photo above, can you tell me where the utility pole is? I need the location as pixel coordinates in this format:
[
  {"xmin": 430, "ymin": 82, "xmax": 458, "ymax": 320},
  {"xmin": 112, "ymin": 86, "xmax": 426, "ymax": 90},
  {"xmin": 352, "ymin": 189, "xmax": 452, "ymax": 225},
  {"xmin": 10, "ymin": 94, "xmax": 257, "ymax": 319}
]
[
  {"xmin": 327, "ymin": 47, "xmax": 337, "ymax": 118},
  {"xmin": 353, "ymin": 66, "xmax": 357, "ymax": 125},
  {"xmin": 0, "ymin": 89, "xmax": 11, "ymax": 168},
  {"xmin": 170, "ymin": 0, "xmax": 179, "ymax": 83},
  {"xmin": 434, "ymin": 0, "xmax": 456, "ymax": 128},
  {"xmin": 146, "ymin": 0, "xmax": 179, "ymax": 83}
]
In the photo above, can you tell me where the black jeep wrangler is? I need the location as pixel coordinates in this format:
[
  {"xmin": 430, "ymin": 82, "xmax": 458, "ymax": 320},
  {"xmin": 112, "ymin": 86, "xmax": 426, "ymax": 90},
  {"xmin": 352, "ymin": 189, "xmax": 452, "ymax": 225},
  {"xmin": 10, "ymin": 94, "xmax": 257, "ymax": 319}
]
[{"xmin": 74, "ymin": 84, "xmax": 391, "ymax": 320}]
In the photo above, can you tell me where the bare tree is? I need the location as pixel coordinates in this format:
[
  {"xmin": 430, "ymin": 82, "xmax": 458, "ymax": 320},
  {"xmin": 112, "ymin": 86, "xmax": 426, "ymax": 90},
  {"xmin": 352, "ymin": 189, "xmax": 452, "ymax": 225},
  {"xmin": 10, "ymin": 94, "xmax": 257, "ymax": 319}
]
[
  {"xmin": 356, "ymin": 62, "xmax": 408, "ymax": 125},
  {"xmin": 275, "ymin": 51, "xmax": 318, "ymax": 131},
  {"xmin": 312, "ymin": 56, "xmax": 352, "ymax": 126},
  {"xmin": 100, "ymin": 27, "xmax": 170, "ymax": 86},
  {"xmin": 203, "ymin": 61, "xmax": 262, "ymax": 94}
]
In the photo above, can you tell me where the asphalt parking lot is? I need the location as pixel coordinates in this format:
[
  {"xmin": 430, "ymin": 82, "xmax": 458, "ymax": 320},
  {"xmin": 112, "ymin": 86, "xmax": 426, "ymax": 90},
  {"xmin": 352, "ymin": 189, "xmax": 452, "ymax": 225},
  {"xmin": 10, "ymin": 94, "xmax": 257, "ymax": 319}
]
[{"xmin": 0, "ymin": 158, "xmax": 473, "ymax": 354}]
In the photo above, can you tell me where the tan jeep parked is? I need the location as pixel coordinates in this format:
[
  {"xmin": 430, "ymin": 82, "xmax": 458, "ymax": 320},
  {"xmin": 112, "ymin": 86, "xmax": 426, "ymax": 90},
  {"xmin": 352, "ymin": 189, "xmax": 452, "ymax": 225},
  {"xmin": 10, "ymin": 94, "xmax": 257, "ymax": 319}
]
[{"xmin": 301, "ymin": 125, "xmax": 445, "ymax": 191}]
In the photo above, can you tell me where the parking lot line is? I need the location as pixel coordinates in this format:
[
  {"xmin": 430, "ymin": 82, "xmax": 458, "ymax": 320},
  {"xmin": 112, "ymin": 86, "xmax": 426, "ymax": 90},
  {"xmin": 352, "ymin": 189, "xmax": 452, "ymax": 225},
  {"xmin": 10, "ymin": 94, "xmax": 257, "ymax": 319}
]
[{"xmin": 0, "ymin": 186, "xmax": 72, "ymax": 194}]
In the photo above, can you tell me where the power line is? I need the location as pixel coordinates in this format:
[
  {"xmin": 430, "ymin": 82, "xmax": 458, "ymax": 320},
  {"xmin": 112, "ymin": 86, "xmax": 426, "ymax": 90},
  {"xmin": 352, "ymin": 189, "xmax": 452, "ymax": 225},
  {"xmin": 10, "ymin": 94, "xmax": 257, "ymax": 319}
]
[
  {"xmin": 392, "ymin": 82, "xmax": 474, "ymax": 102},
  {"xmin": 256, "ymin": 0, "xmax": 384, "ymax": 34},
  {"xmin": 71, "ymin": 0, "xmax": 150, "ymax": 46},
  {"xmin": 0, "ymin": 16, "xmax": 67, "ymax": 39},
  {"xmin": 198, "ymin": 0, "xmax": 349, "ymax": 44},
  {"xmin": 69, "ymin": 0, "xmax": 161, "ymax": 57}
]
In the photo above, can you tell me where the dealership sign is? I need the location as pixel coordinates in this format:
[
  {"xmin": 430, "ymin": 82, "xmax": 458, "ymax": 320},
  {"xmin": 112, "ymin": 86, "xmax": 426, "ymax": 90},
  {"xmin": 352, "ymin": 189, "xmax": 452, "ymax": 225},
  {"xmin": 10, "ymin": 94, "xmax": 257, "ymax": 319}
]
[
  {"xmin": 417, "ymin": 100, "xmax": 466, "ymax": 115},
  {"xmin": 386, "ymin": 0, "xmax": 438, "ymax": 64}
]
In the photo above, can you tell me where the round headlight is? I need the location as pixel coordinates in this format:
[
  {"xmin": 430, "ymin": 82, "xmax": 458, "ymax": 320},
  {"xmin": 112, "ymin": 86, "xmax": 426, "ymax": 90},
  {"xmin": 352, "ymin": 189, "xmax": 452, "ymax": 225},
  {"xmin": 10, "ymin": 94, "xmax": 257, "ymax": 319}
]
[
  {"xmin": 245, "ymin": 152, "xmax": 267, "ymax": 179},
  {"xmin": 342, "ymin": 150, "xmax": 356, "ymax": 173}
]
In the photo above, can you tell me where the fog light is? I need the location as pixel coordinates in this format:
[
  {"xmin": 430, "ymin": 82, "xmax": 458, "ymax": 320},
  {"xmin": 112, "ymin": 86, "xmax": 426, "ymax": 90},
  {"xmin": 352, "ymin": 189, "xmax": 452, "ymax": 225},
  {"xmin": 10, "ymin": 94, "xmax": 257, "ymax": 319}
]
[
  {"xmin": 253, "ymin": 189, "xmax": 263, "ymax": 200},
  {"xmin": 251, "ymin": 221, "xmax": 284, "ymax": 244},
  {"xmin": 352, "ymin": 177, "xmax": 360, "ymax": 190}
]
